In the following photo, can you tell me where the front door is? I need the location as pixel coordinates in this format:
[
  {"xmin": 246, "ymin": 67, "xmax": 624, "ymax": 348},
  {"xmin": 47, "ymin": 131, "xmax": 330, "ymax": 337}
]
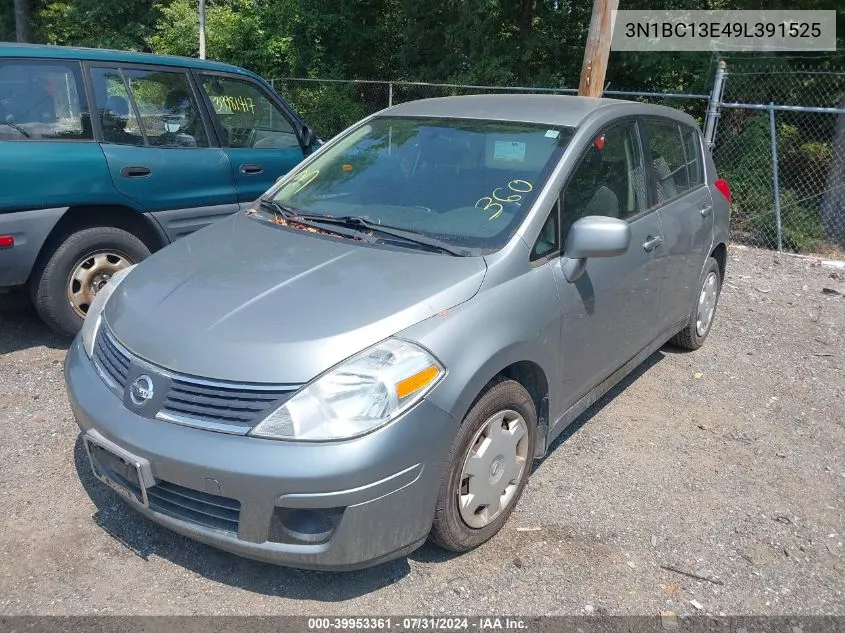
[
  {"xmin": 549, "ymin": 120, "xmax": 667, "ymax": 414},
  {"xmin": 88, "ymin": 64, "xmax": 238, "ymax": 240},
  {"xmin": 195, "ymin": 72, "xmax": 307, "ymax": 206}
]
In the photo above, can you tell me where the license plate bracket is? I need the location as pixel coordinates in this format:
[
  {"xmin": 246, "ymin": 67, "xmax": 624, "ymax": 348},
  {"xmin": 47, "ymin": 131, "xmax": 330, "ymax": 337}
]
[{"xmin": 84, "ymin": 433, "xmax": 153, "ymax": 508}]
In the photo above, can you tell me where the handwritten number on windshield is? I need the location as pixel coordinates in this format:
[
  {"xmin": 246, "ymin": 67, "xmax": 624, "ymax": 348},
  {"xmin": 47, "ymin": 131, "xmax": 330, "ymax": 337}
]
[{"xmin": 476, "ymin": 180, "xmax": 534, "ymax": 220}]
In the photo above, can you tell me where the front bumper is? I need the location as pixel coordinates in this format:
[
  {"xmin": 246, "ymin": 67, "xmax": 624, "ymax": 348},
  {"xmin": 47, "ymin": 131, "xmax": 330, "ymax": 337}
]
[{"xmin": 65, "ymin": 337, "xmax": 458, "ymax": 570}]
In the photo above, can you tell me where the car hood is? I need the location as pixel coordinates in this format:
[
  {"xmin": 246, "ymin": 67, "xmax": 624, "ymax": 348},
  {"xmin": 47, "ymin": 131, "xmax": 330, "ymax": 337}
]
[{"xmin": 104, "ymin": 213, "xmax": 486, "ymax": 383}]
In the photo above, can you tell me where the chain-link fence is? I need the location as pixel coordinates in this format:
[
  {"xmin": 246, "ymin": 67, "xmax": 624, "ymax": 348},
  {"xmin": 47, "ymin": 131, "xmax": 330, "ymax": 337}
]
[
  {"xmin": 711, "ymin": 61, "xmax": 845, "ymax": 256},
  {"xmin": 270, "ymin": 64, "xmax": 845, "ymax": 257},
  {"xmin": 269, "ymin": 78, "xmax": 709, "ymax": 138}
]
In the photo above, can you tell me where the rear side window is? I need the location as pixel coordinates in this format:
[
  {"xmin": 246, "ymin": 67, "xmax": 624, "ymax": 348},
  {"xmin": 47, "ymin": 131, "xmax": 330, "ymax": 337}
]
[
  {"xmin": 682, "ymin": 126, "xmax": 704, "ymax": 188},
  {"xmin": 642, "ymin": 120, "xmax": 691, "ymax": 204},
  {"xmin": 198, "ymin": 74, "xmax": 299, "ymax": 149},
  {"xmin": 0, "ymin": 60, "xmax": 91, "ymax": 141},
  {"xmin": 90, "ymin": 66, "xmax": 208, "ymax": 148}
]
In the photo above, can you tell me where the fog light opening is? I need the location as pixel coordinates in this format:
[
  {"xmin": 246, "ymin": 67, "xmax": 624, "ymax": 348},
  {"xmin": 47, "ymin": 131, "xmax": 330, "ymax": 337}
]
[{"xmin": 270, "ymin": 507, "xmax": 343, "ymax": 545}]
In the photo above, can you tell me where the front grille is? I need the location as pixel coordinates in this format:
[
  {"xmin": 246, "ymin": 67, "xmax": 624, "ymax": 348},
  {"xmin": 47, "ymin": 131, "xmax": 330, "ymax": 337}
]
[
  {"xmin": 147, "ymin": 480, "xmax": 240, "ymax": 534},
  {"xmin": 93, "ymin": 323, "xmax": 296, "ymax": 433},
  {"xmin": 93, "ymin": 326, "xmax": 131, "ymax": 390},
  {"xmin": 160, "ymin": 379, "xmax": 292, "ymax": 430}
]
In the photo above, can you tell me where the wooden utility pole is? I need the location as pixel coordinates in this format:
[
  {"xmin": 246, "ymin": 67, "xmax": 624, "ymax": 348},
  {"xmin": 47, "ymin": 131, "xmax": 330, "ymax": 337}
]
[
  {"xmin": 14, "ymin": 0, "xmax": 33, "ymax": 43},
  {"xmin": 578, "ymin": 0, "xmax": 619, "ymax": 97},
  {"xmin": 199, "ymin": 0, "xmax": 207, "ymax": 60}
]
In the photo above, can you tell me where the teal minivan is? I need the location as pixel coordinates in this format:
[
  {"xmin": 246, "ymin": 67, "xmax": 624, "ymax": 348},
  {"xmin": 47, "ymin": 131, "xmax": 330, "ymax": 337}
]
[{"xmin": 0, "ymin": 44, "xmax": 318, "ymax": 335}]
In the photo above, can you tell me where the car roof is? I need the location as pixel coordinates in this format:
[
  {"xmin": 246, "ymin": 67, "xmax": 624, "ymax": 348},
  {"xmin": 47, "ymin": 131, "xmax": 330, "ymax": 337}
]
[
  {"xmin": 382, "ymin": 94, "xmax": 698, "ymax": 129},
  {"xmin": 0, "ymin": 43, "xmax": 259, "ymax": 79}
]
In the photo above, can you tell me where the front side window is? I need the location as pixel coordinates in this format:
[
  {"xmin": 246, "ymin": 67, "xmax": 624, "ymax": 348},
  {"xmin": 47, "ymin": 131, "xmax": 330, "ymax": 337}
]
[
  {"xmin": 91, "ymin": 67, "xmax": 208, "ymax": 148},
  {"xmin": 199, "ymin": 74, "xmax": 298, "ymax": 149},
  {"xmin": 0, "ymin": 60, "xmax": 91, "ymax": 141},
  {"xmin": 562, "ymin": 121, "xmax": 645, "ymax": 240},
  {"xmin": 268, "ymin": 116, "xmax": 573, "ymax": 253}
]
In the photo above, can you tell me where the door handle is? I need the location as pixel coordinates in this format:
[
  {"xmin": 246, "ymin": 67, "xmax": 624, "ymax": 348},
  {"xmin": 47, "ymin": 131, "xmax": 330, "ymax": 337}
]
[
  {"xmin": 120, "ymin": 166, "xmax": 151, "ymax": 178},
  {"xmin": 643, "ymin": 235, "xmax": 663, "ymax": 252},
  {"xmin": 239, "ymin": 164, "xmax": 264, "ymax": 175},
  {"xmin": 700, "ymin": 206, "xmax": 713, "ymax": 217}
]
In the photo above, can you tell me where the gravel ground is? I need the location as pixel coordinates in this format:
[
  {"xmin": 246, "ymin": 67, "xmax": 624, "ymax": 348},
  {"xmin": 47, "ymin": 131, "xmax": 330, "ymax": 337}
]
[{"xmin": 0, "ymin": 244, "xmax": 843, "ymax": 616}]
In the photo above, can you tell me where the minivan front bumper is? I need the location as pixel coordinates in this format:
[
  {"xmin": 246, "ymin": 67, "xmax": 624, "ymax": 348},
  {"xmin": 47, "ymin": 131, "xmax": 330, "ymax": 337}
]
[{"xmin": 65, "ymin": 337, "xmax": 458, "ymax": 570}]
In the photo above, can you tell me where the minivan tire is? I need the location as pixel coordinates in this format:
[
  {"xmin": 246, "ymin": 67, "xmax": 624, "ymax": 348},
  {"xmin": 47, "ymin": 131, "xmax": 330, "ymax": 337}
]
[
  {"xmin": 430, "ymin": 378, "xmax": 537, "ymax": 552},
  {"xmin": 30, "ymin": 227, "xmax": 150, "ymax": 338},
  {"xmin": 670, "ymin": 256, "xmax": 722, "ymax": 351}
]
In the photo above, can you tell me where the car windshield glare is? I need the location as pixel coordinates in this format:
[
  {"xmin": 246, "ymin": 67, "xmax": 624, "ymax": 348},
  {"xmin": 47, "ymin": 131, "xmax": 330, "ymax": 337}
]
[{"xmin": 270, "ymin": 116, "xmax": 574, "ymax": 252}]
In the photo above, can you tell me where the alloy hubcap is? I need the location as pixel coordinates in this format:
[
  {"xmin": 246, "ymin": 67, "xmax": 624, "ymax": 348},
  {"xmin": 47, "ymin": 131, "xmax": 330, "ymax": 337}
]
[
  {"xmin": 696, "ymin": 271, "xmax": 719, "ymax": 336},
  {"xmin": 67, "ymin": 251, "xmax": 132, "ymax": 319},
  {"xmin": 458, "ymin": 409, "xmax": 529, "ymax": 529}
]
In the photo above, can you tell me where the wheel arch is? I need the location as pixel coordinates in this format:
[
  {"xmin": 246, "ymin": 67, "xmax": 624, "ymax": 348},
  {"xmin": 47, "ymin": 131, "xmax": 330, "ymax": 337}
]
[{"xmin": 28, "ymin": 204, "xmax": 167, "ymax": 284}]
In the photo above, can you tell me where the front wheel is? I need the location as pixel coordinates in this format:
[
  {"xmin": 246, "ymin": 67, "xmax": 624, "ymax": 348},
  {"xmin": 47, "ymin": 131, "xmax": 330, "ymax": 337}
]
[
  {"xmin": 670, "ymin": 256, "xmax": 722, "ymax": 351},
  {"xmin": 30, "ymin": 227, "xmax": 150, "ymax": 337},
  {"xmin": 429, "ymin": 378, "xmax": 537, "ymax": 552}
]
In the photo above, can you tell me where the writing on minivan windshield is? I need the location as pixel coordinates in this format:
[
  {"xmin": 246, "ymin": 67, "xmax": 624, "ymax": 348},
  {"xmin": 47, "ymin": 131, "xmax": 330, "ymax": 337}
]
[
  {"xmin": 475, "ymin": 179, "xmax": 534, "ymax": 221},
  {"xmin": 270, "ymin": 117, "xmax": 574, "ymax": 253}
]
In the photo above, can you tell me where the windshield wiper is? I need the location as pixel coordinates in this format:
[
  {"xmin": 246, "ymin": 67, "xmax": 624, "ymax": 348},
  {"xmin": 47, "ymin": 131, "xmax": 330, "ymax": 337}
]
[
  {"xmin": 257, "ymin": 198, "xmax": 377, "ymax": 243},
  {"xmin": 0, "ymin": 121, "xmax": 30, "ymax": 138},
  {"xmin": 302, "ymin": 215, "xmax": 473, "ymax": 257}
]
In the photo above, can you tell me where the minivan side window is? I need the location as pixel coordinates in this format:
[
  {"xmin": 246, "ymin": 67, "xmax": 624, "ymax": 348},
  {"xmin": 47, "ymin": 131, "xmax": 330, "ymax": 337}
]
[
  {"xmin": 531, "ymin": 200, "xmax": 560, "ymax": 261},
  {"xmin": 642, "ymin": 119, "xmax": 706, "ymax": 204},
  {"xmin": 90, "ymin": 67, "xmax": 209, "ymax": 148},
  {"xmin": 682, "ymin": 126, "xmax": 704, "ymax": 189},
  {"xmin": 198, "ymin": 74, "xmax": 298, "ymax": 149},
  {"xmin": 0, "ymin": 60, "xmax": 91, "ymax": 141},
  {"xmin": 561, "ymin": 121, "xmax": 645, "ymax": 241}
]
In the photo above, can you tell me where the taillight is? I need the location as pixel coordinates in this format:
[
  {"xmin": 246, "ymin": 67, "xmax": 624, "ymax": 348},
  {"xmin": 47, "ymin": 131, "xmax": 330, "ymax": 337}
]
[
  {"xmin": 0, "ymin": 235, "xmax": 15, "ymax": 248},
  {"xmin": 714, "ymin": 179, "xmax": 731, "ymax": 204}
]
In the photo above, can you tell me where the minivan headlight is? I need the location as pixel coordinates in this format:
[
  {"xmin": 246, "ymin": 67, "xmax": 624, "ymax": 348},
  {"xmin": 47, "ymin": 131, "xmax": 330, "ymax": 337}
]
[
  {"xmin": 80, "ymin": 265, "xmax": 135, "ymax": 358},
  {"xmin": 249, "ymin": 339, "xmax": 444, "ymax": 441}
]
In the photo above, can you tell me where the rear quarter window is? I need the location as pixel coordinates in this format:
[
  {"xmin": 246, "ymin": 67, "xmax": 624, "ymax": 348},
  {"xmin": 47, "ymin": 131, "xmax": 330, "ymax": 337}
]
[{"xmin": 0, "ymin": 60, "xmax": 92, "ymax": 141}]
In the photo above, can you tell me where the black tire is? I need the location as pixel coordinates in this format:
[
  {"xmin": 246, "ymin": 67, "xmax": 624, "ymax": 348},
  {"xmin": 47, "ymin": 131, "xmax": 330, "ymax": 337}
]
[
  {"xmin": 430, "ymin": 378, "xmax": 537, "ymax": 552},
  {"xmin": 670, "ymin": 256, "xmax": 722, "ymax": 351},
  {"xmin": 29, "ymin": 227, "xmax": 150, "ymax": 337}
]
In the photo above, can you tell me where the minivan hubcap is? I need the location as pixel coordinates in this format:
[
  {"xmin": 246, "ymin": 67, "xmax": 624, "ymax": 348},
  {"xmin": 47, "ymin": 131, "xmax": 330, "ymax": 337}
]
[
  {"xmin": 67, "ymin": 251, "xmax": 132, "ymax": 319},
  {"xmin": 696, "ymin": 271, "xmax": 719, "ymax": 336},
  {"xmin": 458, "ymin": 409, "xmax": 529, "ymax": 529}
]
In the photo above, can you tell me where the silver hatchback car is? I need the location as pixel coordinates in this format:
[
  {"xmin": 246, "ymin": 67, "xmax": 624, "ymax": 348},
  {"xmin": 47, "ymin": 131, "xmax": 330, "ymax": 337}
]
[{"xmin": 65, "ymin": 95, "xmax": 730, "ymax": 570}]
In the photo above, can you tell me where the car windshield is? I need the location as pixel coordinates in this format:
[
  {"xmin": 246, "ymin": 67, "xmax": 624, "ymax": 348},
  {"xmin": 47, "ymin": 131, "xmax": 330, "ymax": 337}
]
[{"xmin": 269, "ymin": 116, "xmax": 574, "ymax": 253}]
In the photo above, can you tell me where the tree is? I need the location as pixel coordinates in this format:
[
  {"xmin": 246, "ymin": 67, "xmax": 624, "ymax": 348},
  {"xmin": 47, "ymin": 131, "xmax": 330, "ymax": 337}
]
[{"xmin": 14, "ymin": 0, "xmax": 33, "ymax": 43}]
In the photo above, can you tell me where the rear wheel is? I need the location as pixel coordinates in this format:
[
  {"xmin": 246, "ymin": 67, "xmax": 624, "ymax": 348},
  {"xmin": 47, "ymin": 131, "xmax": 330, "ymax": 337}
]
[
  {"xmin": 671, "ymin": 256, "xmax": 722, "ymax": 351},
  {"xmin": 30, "ymin": 227, "xmax": 150, "ymax": 337},
  {"xmin": 430, "ymin": 378, "xmax": 537, "ymax": 552}
]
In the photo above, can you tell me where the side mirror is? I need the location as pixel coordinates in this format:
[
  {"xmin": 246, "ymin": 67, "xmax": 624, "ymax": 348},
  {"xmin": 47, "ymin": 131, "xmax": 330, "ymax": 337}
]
[
  {"xmin": 300, "ymin": 124, "xmax": 315, "ymax": 149},
  {"xmin": 561, "ymin": 216, "xmax": 631, "ymax": 283}
]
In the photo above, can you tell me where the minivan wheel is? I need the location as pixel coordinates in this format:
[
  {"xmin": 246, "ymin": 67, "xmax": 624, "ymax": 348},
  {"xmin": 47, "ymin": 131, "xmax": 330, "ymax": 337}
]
[
  {"xmin": 30, "ymin": 227, "xmax": 150, "ymax": 337},
  {"xmin": 430, "ymin": 378, "xmax": 537, "ymax": 552},
  {"xmin": 670, "ymin": 256, "xmax": 722, "ymax": 351}
]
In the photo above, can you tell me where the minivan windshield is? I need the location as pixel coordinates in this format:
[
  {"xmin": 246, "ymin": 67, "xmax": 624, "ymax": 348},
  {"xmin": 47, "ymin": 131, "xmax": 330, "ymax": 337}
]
[{"xmin": 269, "ymin": 116, "xmax": 574, "ymax": 253}]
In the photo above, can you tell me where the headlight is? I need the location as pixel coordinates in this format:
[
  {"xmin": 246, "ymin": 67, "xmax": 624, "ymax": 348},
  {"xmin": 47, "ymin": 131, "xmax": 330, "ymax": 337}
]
[
  {"xmin": 249, "ymin": 338, "xmax": 444, "ymax": 441},
  {"xmin": 80, "ymin": 265, "xmax": 135, "ymax": 358}
]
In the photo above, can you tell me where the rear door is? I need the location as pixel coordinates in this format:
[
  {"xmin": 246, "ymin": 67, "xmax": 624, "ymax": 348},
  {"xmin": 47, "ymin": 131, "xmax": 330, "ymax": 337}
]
[
  {"xmin": 194, "ymin": 72, "xmax": 307, "ymax": 206},
  {"xmin": 87, "ymin": 63, "xmax": 238, "ymax": 240},
  {"xmin": 640, "ymin": 119, "xmax": 714, "ymax": 333},
  {"xmin": 546, "ymin": 120, "xmax": 667, "ymax": 411}
]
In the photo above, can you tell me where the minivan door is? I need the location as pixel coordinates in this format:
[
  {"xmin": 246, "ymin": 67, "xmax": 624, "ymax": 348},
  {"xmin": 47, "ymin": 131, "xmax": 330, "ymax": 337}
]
[
  {"xmin": 640, "ymin": 119, "xmax": 714, "ymax": 333},
  {"xmin": 195, "ymin": 72, "xmax": 308, "ymax": 206},
  {"xmin": 88, "ymin": 64, "xmax": 238, "ymax": 240},
  {"xmin": 549, "ymin": 121, "xmax": 667, "ymax": 413}
]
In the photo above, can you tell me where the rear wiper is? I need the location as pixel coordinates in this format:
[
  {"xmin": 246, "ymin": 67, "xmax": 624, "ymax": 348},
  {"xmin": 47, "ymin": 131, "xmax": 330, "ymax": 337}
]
[
  {"xmin": 257, "ymin": 199, "xmax": 377, "ymax": 243},
  {"xmin": 0, "ymin": 121, "xmax": 30, "ymax": 138},
  {"xmin": 305, "ymin": 215, "xmax": 473, "ymax": 257}
]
